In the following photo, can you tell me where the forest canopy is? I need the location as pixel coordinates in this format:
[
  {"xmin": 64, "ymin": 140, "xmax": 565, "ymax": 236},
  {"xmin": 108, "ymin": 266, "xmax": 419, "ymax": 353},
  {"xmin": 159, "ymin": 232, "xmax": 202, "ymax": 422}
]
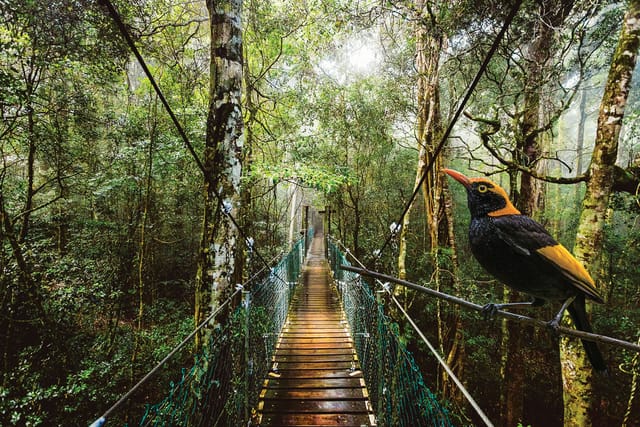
[{"xmin": 1, "ymin": 0, "xmax": 639, "ymax": 426}]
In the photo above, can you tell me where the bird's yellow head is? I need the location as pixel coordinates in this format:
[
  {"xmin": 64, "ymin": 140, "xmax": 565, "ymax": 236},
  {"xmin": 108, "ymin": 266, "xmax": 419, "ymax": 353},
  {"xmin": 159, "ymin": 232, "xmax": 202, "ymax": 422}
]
[{"xmin": 442, "ymin": 168, "xmax": 520, "ymax": 218}]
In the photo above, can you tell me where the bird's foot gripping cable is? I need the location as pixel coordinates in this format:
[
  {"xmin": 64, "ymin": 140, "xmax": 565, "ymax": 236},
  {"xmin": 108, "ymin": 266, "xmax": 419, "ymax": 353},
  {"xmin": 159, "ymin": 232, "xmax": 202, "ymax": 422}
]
[
  {"xmin": 481, "ymin": 303, "xmax": 502, "ymax": 320},
  {"xmin": 546, "ymin": 318, "xmax": 562, "ymax": 334}
]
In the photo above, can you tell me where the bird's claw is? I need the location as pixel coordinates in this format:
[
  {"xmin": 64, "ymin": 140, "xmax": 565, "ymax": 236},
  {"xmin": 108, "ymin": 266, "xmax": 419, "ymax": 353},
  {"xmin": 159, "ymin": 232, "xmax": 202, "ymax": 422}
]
[
  {"xmin": 546, "ymin": 318, "xmax": 561, "ymax": 334},
  {"xmin": 481, "ymin": 303, "xmax": 502, "ymax": 320}
]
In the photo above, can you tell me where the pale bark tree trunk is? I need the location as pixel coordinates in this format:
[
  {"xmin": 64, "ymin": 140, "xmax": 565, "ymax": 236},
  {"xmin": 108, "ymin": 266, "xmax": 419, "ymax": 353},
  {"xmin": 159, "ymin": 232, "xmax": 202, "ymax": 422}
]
[
  {"xmin": 576, "ymin": 87, "xmax": 588, "ymax": 177},
  {"xmin": 288, "ymin": 182, "xmax": 299, "ymax": 248},
  {"xmin": 563, "ymin": 2, "xmax": 640, "ymax": 426},
  {"xmin": 195, "ymin": 0, "xmax": 244, "ymax": 338}
]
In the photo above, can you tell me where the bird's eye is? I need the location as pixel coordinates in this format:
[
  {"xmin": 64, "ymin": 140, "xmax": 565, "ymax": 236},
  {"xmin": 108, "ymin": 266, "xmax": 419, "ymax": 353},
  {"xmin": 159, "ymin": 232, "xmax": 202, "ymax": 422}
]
[{"xmin": 477, "ymin": 184, "xmax": 488, "ymax": 193}]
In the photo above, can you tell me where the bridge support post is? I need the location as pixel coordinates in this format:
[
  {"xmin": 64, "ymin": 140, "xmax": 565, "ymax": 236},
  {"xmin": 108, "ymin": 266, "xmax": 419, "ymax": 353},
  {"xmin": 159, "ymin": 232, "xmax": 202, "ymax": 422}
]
[
  {"xmin": 243, "ymin": 289, "xmax": 251, "ymax": 423},
  {"xmin": 318, "ymin": 205, "xmax": 335, "ymax": 259},
  {"xmin": 303, "ymin": 205, "xmax": 309, "ymax": 258},
  {"xmin": 376, "ymin": 288, "xmax": 385, "ymax": 422}
]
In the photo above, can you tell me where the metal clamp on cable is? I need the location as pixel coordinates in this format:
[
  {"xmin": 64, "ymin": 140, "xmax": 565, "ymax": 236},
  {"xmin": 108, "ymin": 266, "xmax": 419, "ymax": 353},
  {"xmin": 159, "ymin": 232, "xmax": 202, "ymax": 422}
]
[{"xmin": 381, "ymin": 282, "xmax": 392, "ymax": 294}]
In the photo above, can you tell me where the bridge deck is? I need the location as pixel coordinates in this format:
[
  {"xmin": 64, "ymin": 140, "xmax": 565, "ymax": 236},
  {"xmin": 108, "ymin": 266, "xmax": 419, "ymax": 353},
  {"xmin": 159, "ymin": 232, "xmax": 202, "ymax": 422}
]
[{"xmin": 256, "ymin": 235, "xmax": 375, "ymax": 426}]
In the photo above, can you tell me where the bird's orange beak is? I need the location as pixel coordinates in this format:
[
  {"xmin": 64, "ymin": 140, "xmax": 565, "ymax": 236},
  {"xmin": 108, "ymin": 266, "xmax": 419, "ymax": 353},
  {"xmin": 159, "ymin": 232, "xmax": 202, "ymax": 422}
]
[{"xmin": 442, "ymin": 168, "xmax": 471, "ymax": 189}]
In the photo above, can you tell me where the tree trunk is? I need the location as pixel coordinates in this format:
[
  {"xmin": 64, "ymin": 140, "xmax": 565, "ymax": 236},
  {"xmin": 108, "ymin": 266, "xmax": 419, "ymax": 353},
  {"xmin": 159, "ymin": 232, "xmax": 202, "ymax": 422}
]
[
  {"xmin": 500, "ymin": 173, "xmax": 529, "ymax": 427},
  {"xmin": 238, "ymin": 52, "xmax": 259, "ymax": 284},
  {"xmin": 408, "ymin": 0, "xmax": 464, "ymax": 403},
  {"xmin": 576, "ymin": 87, "xmax": 588, "ymax": 177},
  {"xmin": 347, "ymin": 187, "xmax": 361, "ymax": 259},
  {"xmin": 574, "ymin": 88, "xmax": 588, "ymax": 208},
  {"xmin": 0, "ymin": 194, "xmax": 47, "ymax": 327},
  {"xmin": 19, "ymin": 104, "xmax": 36, "ymax": 242},
  {"xmin": 563, "ymin": 2, "xmax": 640, "ymax": 426},
  {"xmin": 195, "ymin": 0, "xmax": 244, "ymax": 339},
  {"xmin": 504, "ymin": 3, "xmax": 573, "ymax": 424},
  {"xmin": 131, "ymin": 99, "xmax": 157, "ymax": 373},
  {"xmin": 441, "ymin": 184, "xmax": 464, "ymax": 404},
  {"xmin": 288, "ymin": 182, "xmax": 299, "ymax": 248},
  {"xmin": 398, "ymin": 1, "xmax": 442, "ymax": 282},
  {"xmin": 517, "ymin": 0, "xmax": 574, "ymax": 217}
]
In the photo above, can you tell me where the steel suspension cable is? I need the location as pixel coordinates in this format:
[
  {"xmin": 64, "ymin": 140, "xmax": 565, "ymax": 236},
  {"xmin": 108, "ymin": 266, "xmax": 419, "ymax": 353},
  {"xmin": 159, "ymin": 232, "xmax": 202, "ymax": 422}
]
[
  {"xmin": 99, "ymin": 0, "xmax": 274, "ymax": 273},
  {"xmin": 341, "ymin": 264, "xmax": 640, "ymax": 353},
  {"xmin": 375, "ymin": 0, "xmax": 523, "ymax": 261}
]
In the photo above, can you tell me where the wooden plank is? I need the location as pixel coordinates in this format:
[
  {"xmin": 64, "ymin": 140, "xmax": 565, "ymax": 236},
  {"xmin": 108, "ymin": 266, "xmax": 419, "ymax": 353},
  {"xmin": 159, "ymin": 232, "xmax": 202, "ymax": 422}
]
[
  {"xmin": 271, "ymin": 368, "xmax": 360, "ymax": 379},
  {"xmin": 261, "ymin": 388, "xmax": 367, "ymax": 400},
  {"xmin": 260, "ymin": 399, "xmax": 369, "ymax": 413},
  {"xmin": 276, "ymin": 342, "xmax": 353, "ymax": 350},
  {"xmin": 273, "ymin": 348, "xmax": 355, "ymax": 356},
  {"xmin": 273, "ymin": 354, "xmax": 355, "ymax": 362},
  {"xmin": 264, "ymin": 378, "xmax": 364, "ymax": 389},
  {"xmin": 275, "ymin": 361, "xmax": 354, "ymax": 370},
  {"xmin": 278, "ymin": 339, "xmax": 351, "ymax": 344},
  {"xmin": 280, "ymin": 328, "xmax": 348, "ymax": 334},
  {"xmin": 259, "ymin": 413, "xmax": 372, "ymax": 426}
]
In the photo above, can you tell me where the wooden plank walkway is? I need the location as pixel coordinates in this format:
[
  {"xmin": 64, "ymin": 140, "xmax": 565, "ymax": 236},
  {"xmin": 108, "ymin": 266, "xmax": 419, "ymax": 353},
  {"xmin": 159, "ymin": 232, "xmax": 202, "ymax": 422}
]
[{"xmin": 256, "ymin": 235, "xmax": 375, "ymax": 427}]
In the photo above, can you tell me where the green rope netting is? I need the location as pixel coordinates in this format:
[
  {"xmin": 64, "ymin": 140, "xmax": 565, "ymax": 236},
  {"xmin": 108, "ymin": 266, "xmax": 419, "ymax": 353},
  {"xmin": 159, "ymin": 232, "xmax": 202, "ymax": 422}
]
[
  {"xmin": 139, "ymin": 238, "xmax": 305, "ymax": 426},
  {"xmin": 328, "ymin": 241, "xmax": 454, "ymax": 427}
]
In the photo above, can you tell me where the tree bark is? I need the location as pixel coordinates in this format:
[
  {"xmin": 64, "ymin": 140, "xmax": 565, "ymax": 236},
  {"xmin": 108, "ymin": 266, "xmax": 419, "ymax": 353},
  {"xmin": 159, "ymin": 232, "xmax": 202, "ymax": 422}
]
[
  {"xmin": 563, "ymin": 2, "xmax": 640, "ymax": 426},
  {"xmin": 195, "ymin": 0, "xmax": 244, "ymax": 339},
  {"xmin": 517, "ymin": 0, "xmax": 574, "ymax": 217},
  {"xmin": 405, "ymin": 0, "xmax": 463, "ymax": 403},
  {"xmin": 19, "ymin": 103, "xmax": 36, "ymax": 242},
  {"xmin": 0, "ymin": 193, "xmax": 47, "ymax": 327},
  {"xmin": 502, "ymin": 3, "xmax": 573, "ymax": 424},
  {"xmin": 575, "ymin": 88, "xmax": 588, "ymax": 209}
]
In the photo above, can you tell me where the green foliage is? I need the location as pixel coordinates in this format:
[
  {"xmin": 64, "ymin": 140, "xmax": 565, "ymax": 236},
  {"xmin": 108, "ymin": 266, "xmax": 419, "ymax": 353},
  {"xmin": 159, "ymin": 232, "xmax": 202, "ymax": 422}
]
[
  {"xmin": 1, "ymin": 1, "xmax": 639, "ymax": 426},
  {"xmin": 257, "ymin": 163, "xmax": 354, "ymax": 193}
]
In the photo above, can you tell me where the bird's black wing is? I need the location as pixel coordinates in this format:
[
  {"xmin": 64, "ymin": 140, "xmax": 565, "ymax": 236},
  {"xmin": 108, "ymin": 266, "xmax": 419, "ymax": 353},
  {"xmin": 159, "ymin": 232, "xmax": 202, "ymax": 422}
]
[
  {"xmin": 492, "ymin": 215, "xmax": 603, "ymax": 303},
  {"xmin": 492, "ymin": 215, "xmax": 557, "ymax": 251}
]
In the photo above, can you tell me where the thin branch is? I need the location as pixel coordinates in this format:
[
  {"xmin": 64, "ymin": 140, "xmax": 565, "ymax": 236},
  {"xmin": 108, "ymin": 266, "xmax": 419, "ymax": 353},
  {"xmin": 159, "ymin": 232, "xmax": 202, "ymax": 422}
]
[
  {"xmin": 12, "ymin": 195, "xmax": 64, "ymax": 223},
  {"xmin": 464, "ymin": 111, "xmax": 590, "ymax": 184}
]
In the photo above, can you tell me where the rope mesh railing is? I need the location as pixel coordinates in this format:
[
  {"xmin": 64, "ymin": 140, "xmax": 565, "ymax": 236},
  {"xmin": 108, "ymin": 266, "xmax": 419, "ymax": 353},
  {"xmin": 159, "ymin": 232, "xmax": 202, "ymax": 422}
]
[
  {"xmin": 328, "ymin": 240, "xmax": 454, "ymax": 427},
  {"xmin": 138, "ymin": 238, "xmax": 305, "ymax": 426}
]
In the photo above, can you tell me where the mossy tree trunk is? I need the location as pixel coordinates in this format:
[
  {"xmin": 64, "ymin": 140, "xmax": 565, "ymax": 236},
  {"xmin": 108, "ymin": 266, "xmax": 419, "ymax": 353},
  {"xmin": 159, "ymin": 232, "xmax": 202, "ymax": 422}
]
[
  {"xmin": 195, "ymin": 0, "xmax": 244, "ymax": 340},
  {"xmin": 563, "ymin": 2, "xmax": 640, "ymax": 426}
]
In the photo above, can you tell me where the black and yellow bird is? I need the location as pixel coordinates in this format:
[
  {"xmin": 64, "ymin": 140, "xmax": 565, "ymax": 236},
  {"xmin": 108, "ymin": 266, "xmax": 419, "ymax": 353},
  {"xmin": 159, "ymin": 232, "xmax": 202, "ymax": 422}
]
[{"xmin": 443, "ymin": 168, "xmax": 607, "ymax": 373}]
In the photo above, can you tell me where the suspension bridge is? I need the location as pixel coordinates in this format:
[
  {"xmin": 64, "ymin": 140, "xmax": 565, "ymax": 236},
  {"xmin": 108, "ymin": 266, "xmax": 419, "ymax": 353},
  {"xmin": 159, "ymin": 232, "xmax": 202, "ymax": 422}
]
[{"xmin": 90, "ymin": 225, "xmax": 459, "ymax": 427}]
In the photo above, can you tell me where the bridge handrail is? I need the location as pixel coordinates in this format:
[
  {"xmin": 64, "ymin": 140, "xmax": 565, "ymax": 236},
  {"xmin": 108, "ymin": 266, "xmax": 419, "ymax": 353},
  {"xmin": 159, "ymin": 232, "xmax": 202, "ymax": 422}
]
[{"xmin": 327, "ymin": 238, "xmax": 454, "ymax": 427}]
